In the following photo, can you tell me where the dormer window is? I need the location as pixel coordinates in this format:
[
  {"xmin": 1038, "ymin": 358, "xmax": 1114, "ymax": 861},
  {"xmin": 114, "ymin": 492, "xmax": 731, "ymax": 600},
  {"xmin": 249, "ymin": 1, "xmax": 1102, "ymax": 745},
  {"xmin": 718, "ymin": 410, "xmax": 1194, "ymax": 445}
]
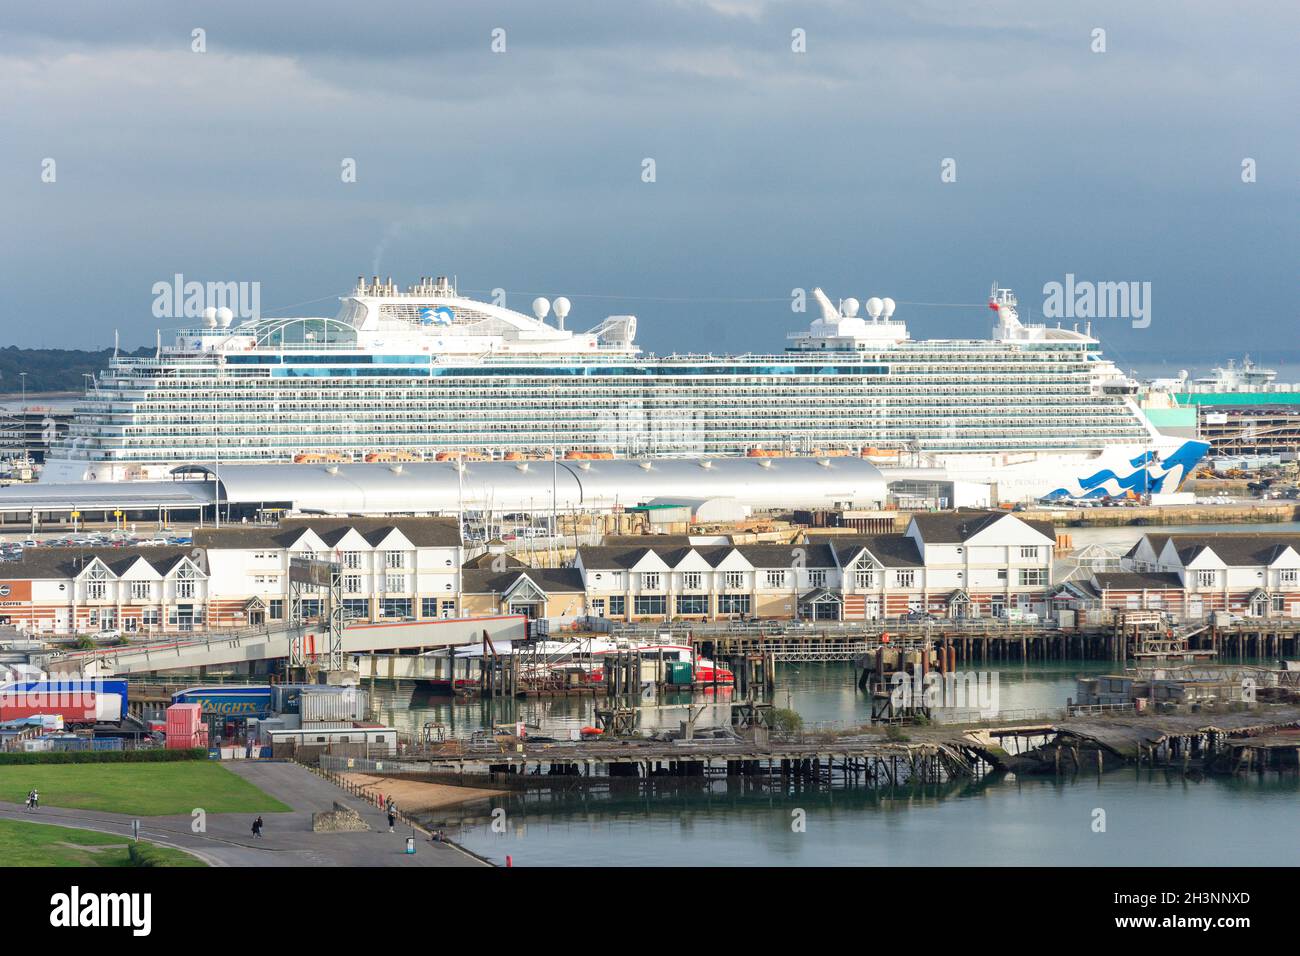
[{"xmin": 84, "ymin": 565, "xmax": 109, "ymax": 601}]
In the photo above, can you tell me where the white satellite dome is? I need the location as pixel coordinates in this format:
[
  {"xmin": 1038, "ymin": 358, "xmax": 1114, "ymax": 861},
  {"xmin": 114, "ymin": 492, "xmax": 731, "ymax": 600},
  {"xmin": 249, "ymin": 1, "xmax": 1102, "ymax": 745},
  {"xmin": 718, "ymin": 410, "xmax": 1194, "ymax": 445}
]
[
  {"xmin": 215, "ymin": 306, "xmax": 234, "ymax": 328},
  {"xmin": 881, "ymin": 297, "xmax": 896, "ymax": 319},
  {"xmin": 531, "ymin": 297, "xmax": 551, "ymax": 321},
  {"xmin": 202, "ymin": 307, "xmax": 218, "ymax": 329},
  {"xmin": 865, "ymin": 297, "xmax": 884, "ymax": 320},
  {"xmin": 841, "ymin": 297, "xmax": 860, "ymax": 318},
  {"xmin": 552, "ymin": 296, "xmax": 571, "ymax": 330}
]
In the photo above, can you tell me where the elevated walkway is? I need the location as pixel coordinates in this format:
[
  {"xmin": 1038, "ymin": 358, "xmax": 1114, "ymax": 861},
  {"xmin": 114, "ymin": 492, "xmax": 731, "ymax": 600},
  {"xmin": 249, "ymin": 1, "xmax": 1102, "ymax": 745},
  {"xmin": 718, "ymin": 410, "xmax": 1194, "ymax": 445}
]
[{"xmin": 46, "ymin": 615, "xmax": 527, "ymax": 676}]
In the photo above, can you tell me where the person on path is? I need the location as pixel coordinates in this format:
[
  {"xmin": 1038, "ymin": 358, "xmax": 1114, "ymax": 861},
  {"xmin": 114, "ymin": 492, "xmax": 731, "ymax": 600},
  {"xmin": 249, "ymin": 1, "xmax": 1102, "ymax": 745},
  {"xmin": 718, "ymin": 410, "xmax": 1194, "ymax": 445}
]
[
  {"xmin": 251, "ymin": 816, "xmax": 264, "ymax": 839},
  {"xmin": 24, "ymin": 789, "xmax": 36, "ymax": 811},
  {"xmin": 387, "ymin": 808, "xmax": 396, "ymax": 833}
]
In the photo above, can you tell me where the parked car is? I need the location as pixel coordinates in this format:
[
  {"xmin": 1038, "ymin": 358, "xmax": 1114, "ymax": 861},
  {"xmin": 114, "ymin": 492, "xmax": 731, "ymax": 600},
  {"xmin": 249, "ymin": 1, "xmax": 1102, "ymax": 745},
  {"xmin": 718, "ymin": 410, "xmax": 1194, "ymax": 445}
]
[{"xmin": 94, "ymin": 628, "xmax": 122, "ymax": 641}]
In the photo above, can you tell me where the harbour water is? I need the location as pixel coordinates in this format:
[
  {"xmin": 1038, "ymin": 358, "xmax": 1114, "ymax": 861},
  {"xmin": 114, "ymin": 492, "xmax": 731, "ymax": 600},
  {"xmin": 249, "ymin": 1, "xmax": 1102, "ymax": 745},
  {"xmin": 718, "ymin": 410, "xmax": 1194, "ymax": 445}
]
[
  {"xmin": 445, "ymin": 770, "xmax": 1298, "ymax": 867},
  {"xmin": 371, "ymin": 658, "xmax": 1297, "ymax": 866}
]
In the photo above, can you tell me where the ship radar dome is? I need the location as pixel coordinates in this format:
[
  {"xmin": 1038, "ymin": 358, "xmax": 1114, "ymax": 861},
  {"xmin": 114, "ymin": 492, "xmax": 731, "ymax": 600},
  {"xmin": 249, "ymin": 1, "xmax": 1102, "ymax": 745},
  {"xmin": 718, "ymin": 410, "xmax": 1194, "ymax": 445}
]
[
  {"xmin": 531, "ymin": 297, "xmax": 551, "ymax": 321},
  {"xmin": 881, "ymin": 297, "xmax": 896, "ymax": 319},
  {"xmin": 553, "ymin": 297, "xmax": 571, "ymax": 331},
  {"xmin": 865, "ymin": 297, "xmax": 884, "ymax": 319},
  {"xmin": 841, "ymin": 297, "xmax": 860, "ymax": 318},
  {"xmin": 202, "ymin": 307, "xmax": 218, "ymax": 328},
  {"xmin": 216, "ymin": 306, "xmax": 234, "ymax": 328}
]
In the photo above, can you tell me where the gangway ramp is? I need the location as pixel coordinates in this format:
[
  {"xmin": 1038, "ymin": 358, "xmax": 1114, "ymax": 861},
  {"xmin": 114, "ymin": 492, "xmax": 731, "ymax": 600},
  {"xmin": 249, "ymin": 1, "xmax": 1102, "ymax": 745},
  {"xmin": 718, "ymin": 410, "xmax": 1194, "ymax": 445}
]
[{"xmin": 48, "ymin": 615, "xmax": 527, "ymax": 676}]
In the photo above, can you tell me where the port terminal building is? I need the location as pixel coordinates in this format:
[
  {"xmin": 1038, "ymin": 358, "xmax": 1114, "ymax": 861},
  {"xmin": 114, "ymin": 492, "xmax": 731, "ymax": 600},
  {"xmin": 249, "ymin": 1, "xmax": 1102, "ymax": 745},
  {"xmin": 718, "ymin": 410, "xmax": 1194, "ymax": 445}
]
[{"xmin": 0, "ymin": 456, "xmax": 984, "ymax": 529}]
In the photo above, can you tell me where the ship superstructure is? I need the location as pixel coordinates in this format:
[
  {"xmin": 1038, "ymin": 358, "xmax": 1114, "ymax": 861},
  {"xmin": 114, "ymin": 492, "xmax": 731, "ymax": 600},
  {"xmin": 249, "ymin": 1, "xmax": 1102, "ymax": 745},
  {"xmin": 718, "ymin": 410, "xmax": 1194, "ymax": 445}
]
[{"xmin": 43, "ymin": 276, "xmax": 1207, "ymax": 500}]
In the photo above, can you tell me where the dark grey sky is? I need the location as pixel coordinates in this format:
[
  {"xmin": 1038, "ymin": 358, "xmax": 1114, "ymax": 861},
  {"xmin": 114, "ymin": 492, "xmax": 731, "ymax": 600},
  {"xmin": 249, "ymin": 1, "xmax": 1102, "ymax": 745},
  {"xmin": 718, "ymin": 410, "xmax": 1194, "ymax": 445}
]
[{"xmin": 2, "ymin": 1, "xmax": 1295, "ymax": 367}]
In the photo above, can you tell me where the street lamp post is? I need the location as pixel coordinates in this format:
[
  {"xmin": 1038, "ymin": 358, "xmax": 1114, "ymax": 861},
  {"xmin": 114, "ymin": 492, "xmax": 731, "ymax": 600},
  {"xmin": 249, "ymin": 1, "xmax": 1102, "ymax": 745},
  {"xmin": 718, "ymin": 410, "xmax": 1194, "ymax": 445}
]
[{"xmin": 18, "ymin": 372, "xmax": 27, "ymax": 465}]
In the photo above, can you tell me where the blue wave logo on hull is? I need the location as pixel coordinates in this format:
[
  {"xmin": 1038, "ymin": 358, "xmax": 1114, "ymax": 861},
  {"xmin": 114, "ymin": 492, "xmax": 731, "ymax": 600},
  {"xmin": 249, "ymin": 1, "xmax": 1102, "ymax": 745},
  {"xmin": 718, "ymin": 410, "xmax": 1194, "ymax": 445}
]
[{"xmin": 1042, "ymin": 440, "xmax": 1209, "ymax": 500}]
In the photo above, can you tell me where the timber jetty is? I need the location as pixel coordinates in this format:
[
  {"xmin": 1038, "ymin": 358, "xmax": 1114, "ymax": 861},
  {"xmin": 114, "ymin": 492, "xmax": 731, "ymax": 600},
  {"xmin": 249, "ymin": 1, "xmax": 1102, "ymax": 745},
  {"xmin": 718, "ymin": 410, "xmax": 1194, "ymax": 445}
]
[{"xmin": 316, "ymin": 705, "xmax": 1300, "ymax": 788}]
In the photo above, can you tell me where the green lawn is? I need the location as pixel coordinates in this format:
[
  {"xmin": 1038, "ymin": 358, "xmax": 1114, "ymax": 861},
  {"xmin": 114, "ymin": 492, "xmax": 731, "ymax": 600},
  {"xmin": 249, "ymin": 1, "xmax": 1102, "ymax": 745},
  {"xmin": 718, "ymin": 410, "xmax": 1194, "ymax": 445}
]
[
  {"xmin": 0, "ymin": 762, "xmax": 291, "ymax": 816},
  {"xmin": 0, "ymin": 817, "xmax": 205, "ymax": 867}
]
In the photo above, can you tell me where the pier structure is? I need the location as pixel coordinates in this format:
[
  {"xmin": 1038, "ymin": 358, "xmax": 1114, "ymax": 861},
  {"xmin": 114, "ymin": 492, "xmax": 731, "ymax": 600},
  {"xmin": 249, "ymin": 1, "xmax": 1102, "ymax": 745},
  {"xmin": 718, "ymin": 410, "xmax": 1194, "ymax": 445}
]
[
  {"xmin": 690, "ymin": 618, "xmax": 1300, "ymax": 668},
  {"xmin": 311, "ymin": 706, "xmax": 1300, "ymax": 786}
]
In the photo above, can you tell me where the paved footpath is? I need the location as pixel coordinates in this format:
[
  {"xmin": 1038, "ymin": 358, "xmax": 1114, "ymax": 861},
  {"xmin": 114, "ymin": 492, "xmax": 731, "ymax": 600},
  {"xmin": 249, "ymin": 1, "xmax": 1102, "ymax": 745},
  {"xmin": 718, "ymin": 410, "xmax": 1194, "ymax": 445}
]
[{"xmin": 0, "ymin": 761, "xmax": 488, "ymax": 868}]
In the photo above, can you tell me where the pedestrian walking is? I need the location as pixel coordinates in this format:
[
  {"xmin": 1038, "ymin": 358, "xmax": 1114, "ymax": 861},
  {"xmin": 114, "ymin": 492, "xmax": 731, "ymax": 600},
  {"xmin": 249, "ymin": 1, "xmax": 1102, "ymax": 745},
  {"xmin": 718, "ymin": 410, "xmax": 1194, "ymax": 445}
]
[
  {"xmin": 251, "ymin": 816, "xmax": 264, "ymax": 839},
  {"xmin": 387, "ymin": 808, "xmax": 396, "ymax": 833}
]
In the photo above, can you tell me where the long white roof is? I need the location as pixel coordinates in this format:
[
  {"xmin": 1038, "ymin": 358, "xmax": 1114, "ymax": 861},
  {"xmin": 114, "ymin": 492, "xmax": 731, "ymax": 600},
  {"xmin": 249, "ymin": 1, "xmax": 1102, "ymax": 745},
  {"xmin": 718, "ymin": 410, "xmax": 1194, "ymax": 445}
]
[{"xmin": 173, "ymin": 456, "xmax": 887, "ymax": 515}]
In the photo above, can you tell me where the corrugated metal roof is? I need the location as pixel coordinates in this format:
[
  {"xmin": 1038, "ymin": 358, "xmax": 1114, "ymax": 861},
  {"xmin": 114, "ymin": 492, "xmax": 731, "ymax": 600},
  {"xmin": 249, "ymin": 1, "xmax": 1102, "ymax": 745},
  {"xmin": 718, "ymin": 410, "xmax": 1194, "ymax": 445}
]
[
  {"xmin": 0, "ymin": 480, "xmax": 214, "ymax": 514},
  {"xmin": 172, "ymin": 456, "xmax": 887, "ymax": 515}
]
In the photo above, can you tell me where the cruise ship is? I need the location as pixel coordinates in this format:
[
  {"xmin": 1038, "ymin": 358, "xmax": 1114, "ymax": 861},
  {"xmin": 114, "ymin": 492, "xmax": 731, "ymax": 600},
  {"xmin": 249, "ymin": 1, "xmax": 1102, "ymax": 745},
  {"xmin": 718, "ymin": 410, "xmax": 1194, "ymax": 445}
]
[{"xmin": 42, "ymin": 276, "xmax": 1208, "ymax": 500}]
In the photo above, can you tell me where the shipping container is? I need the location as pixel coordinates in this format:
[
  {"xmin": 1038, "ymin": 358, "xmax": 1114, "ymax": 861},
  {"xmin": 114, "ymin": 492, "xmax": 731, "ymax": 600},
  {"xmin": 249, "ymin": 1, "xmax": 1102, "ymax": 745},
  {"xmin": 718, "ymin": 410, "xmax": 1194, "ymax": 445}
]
[
  {"xmin": 166, "ymin": 703, "xmax": 202, "ymax": 738},
  {"xmin": 299, "ymin": 688, "xmax": 367, "ymax": 722},
  {"xmin": 273, "ymin": 684, "xmax": 367, "ymax": 718},
  {"xmin": 165, "ymin": 731, "xmax": 206, "ymax": 750}
]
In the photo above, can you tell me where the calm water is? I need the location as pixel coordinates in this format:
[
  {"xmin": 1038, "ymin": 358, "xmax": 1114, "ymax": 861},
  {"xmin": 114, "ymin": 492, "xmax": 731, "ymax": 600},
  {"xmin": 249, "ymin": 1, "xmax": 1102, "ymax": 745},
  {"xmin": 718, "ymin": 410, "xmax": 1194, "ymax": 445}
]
[
  {"xmin": 374, "ymin": 661, "xmax": 1298, "ymax": 866},
  {"xmin": 444, "ymin": 773, "xmax": 1298, "ymax": 867}
]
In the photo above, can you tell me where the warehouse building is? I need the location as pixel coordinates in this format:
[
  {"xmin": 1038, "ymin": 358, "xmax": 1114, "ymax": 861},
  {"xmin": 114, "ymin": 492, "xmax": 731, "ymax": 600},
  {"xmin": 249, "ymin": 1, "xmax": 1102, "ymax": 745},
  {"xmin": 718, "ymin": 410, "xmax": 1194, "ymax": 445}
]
[{"xmin": 1, "ymin": 455, "xmax": 900, "ymax": 526}]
